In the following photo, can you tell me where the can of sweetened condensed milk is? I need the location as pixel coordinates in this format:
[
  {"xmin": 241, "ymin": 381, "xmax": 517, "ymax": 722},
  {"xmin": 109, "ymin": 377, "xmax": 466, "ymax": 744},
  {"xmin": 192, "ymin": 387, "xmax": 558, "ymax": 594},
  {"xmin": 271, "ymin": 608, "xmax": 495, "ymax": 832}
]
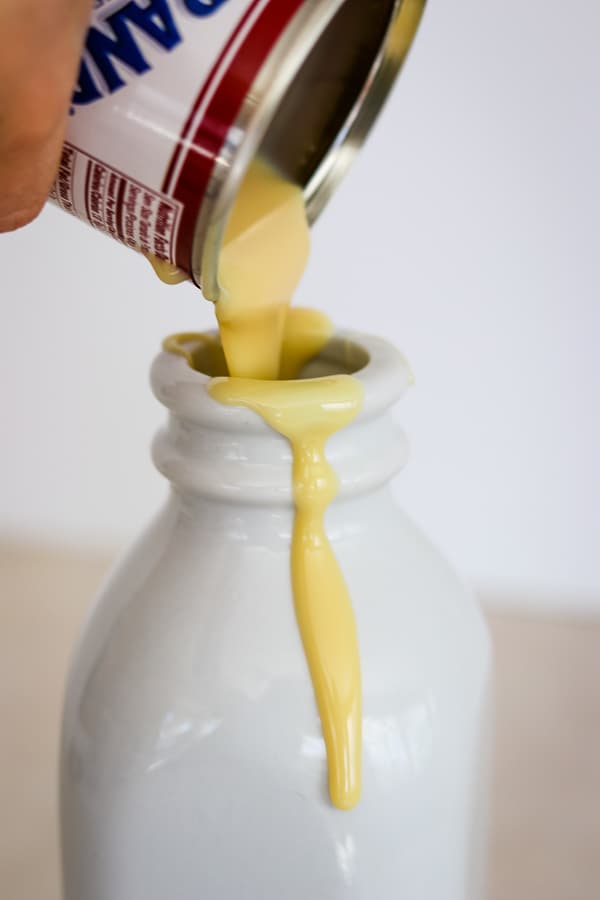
[{"xmin": 50, "ymin": 0, "xmax": 425, "ymax": 297}]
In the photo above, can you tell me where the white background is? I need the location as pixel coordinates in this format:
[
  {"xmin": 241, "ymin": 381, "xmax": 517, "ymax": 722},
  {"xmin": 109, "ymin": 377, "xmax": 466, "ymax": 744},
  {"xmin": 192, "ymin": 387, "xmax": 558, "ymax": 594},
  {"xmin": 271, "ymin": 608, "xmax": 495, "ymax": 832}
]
[{"xmin": 0, "ymin": 0, "xmax": 598, "ymax": 613}]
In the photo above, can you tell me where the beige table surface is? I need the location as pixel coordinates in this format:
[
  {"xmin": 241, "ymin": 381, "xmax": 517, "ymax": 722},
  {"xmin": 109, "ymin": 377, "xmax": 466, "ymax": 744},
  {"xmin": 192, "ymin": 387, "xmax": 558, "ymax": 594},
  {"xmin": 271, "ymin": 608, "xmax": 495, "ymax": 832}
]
[{"xmin": 1, "ymin": 542, "xmax": 599, "ymax": 900}]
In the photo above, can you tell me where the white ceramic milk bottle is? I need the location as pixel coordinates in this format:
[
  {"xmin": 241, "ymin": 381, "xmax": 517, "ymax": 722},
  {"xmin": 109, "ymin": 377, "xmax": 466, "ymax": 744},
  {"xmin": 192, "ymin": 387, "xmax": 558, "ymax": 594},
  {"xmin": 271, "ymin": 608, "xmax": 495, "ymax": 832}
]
[{"xmin": 61, "ymin": 328, "xmax": 491, "ymax": 900}]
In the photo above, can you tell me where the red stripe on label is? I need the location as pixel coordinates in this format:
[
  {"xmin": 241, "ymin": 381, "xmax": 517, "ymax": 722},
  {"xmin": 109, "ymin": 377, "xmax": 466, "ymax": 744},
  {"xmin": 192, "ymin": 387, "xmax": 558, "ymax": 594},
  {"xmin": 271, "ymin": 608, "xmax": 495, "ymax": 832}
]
[
  {"xmin": 115, "ymin": 178, "xmax": 127, "ymax": 242},
  {"xmin": 170, "ymin": 0, "xmax": 305, "ymax": 277},
  {"xmin": 84, "ymin": 161, "xmax": 93, "ymax": 224},
  {"xmin": 161, "ymin": 0, "xmax": 264, "ymax": 196}
]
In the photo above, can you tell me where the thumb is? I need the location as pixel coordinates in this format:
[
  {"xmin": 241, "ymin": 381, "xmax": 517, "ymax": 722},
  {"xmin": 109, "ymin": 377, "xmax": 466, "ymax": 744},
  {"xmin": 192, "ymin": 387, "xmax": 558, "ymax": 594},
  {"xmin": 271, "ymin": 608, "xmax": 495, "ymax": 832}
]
[{"xmin": 0, "ymin": 0, "xmax": 94, "ymax": 232}]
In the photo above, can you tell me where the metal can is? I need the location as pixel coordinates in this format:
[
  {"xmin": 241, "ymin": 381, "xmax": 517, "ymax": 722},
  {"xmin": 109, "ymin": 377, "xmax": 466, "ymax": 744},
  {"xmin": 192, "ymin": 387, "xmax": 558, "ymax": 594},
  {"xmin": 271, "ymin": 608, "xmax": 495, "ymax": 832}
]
[{"xmin": 50, "ymin": 0, "xmax": 426, "ymax": 298}]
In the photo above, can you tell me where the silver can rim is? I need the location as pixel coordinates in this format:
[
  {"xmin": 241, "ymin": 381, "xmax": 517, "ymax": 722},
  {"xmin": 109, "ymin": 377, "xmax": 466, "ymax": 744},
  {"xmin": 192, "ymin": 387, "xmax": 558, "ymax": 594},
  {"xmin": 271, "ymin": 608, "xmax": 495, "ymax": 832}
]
[{"xmin": 193, "ymin": 0, "xmax": 427, "ymax": 300}]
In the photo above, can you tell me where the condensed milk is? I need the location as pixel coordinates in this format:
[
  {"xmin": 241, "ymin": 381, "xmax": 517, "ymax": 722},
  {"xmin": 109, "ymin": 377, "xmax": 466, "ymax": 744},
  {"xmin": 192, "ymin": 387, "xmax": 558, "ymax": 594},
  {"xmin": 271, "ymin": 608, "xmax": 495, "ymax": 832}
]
[
  {"xmin": 210, "ymin": 370, "xmax": 364, "ymax": 809},
  {"xmin": 164, "ymin": 156, "xmax": 364, "ymax": 808}
]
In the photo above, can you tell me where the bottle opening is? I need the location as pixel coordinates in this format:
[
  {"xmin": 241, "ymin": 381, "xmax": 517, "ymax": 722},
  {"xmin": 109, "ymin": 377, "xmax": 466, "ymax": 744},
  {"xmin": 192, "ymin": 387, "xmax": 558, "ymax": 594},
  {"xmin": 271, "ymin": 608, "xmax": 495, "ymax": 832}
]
[{"xmin": 168, "ymin": 332, "xmax": 370, "ymax": 380}]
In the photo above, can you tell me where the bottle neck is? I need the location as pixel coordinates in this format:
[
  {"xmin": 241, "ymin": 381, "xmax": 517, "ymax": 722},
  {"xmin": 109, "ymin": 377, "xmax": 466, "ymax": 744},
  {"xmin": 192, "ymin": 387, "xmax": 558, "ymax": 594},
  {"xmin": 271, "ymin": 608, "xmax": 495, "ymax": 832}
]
[{"xmin": 151, "ymin": 330, "xmax": 411, "ymax": 507}]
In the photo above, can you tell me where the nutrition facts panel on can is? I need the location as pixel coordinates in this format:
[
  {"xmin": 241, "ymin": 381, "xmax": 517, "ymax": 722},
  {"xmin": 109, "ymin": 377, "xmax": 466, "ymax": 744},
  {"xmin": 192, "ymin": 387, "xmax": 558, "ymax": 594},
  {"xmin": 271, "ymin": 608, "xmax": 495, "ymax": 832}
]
[{"xmin": 50, "ymin": 143, "xmax": 183, "ymax": 261}]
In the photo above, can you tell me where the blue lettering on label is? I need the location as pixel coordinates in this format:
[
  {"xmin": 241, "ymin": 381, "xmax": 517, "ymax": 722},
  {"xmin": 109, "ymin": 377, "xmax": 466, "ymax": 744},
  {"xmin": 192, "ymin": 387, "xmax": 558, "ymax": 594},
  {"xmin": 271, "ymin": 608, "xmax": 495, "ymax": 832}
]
[
  {"xmin": 183, "ymin": 0, "xmax": 230, "ymax": 15},
  {"xmin": 73, "ymin": 0, "xmax": 232, "ymax": 106}
]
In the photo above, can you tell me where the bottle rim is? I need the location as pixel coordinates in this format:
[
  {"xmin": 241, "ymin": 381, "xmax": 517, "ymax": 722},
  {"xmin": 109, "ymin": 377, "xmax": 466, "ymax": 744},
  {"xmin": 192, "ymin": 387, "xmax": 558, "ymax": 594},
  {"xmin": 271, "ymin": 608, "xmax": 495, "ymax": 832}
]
[{"xmin": 152, "ymin": 328, "xmax": 412, "ymax": 431}]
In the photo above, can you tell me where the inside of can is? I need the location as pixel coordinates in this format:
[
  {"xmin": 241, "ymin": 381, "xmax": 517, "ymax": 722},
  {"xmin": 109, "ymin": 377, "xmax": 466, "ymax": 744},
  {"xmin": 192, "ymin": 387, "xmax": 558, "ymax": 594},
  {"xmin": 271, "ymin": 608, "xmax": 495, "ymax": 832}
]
[
  {"xmin": 257, "ymin": 0, "xmax": 397, "ymax": 201},
  {"xmin": 199, "ymin": 0, "xmax": 426, "ymax": 298}
]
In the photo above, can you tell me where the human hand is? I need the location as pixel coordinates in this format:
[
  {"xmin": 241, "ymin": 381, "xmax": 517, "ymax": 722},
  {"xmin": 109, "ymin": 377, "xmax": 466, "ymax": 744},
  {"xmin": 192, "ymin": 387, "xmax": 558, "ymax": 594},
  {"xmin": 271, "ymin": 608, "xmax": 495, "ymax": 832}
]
[{"xmin": 0, "ymin": 0, "xmax": 93, "ymax": 232}]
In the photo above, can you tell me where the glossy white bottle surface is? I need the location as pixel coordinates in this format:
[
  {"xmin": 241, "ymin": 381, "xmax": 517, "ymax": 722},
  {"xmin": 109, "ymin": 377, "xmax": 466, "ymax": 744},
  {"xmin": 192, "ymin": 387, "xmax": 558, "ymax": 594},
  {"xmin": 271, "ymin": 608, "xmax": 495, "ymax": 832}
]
[{"xmin": 61, "ymin": 330, "xmax": 491, "ymax": 900}]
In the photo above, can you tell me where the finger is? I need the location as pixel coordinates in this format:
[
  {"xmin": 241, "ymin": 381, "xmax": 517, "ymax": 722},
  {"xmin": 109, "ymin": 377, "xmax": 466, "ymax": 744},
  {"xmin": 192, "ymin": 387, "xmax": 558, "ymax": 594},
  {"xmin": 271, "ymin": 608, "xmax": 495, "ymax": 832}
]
[{"xmin": 0, "ymin": 1, "xmax": 93, "ymax": 231}]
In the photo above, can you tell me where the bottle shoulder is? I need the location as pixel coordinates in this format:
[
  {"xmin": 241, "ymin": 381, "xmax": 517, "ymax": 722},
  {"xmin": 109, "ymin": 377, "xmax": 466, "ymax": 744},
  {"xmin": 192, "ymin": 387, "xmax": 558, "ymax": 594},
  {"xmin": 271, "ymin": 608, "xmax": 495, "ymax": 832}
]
[{"xmin": 65, "ymin": 490, "xmax": 490, "ymax": 746}]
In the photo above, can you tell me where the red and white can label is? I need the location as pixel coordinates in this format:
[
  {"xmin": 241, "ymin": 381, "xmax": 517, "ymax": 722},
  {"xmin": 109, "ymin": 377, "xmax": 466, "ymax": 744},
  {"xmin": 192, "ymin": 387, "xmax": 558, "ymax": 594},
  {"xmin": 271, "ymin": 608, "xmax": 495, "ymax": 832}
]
[{"xmin": 51, "ymin": 0, "xmax": 304, "ymax": 275}]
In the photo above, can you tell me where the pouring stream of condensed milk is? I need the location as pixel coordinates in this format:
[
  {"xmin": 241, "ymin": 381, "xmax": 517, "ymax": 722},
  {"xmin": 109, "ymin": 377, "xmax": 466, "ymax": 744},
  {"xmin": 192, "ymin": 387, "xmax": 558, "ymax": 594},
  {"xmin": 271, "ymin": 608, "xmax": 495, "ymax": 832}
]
[
  {"xmin": 155, "ymin": 161, "xmax": 310, "ymax": 379},
  {"xmin": 162, "ymin": 160, "xmax": 363, "ymax": 809},
  {"xmin": 216, "ymin": 161, "xmax": 311, "ymax": 380}
]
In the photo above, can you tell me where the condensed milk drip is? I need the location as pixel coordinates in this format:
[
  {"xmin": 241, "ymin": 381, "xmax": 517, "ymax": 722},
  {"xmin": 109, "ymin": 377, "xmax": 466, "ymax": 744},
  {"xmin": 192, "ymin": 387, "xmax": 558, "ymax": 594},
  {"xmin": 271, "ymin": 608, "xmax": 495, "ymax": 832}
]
[
  {"xmin": 163, "ymin": 162, "xmax": 364, "ymax": 809},
  {"xmin": 211, "ymin": 367, "xmax": 363, "ymax": 809},
  {"xmin": 147, "ymin": 256, "xmax": 189, "ymax": 285}
]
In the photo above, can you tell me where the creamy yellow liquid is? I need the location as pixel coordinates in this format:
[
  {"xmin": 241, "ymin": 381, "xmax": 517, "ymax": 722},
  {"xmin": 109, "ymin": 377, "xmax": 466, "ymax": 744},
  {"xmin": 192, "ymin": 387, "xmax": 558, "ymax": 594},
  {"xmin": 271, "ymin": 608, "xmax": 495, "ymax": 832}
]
[
  {"xmin": 147, "ymin": 255, "xmax": 189, "ymax": 285},
  {"xmin": 216, "ymin": 161, "xmax": 311, "ymax": 380},
  {"xmin": 163, "ymin": 162, "xmax": 364, "ymax": 809},
  {"xmin": 211, "ymin": 369, "xmax": 363, "ymax": 809}
]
